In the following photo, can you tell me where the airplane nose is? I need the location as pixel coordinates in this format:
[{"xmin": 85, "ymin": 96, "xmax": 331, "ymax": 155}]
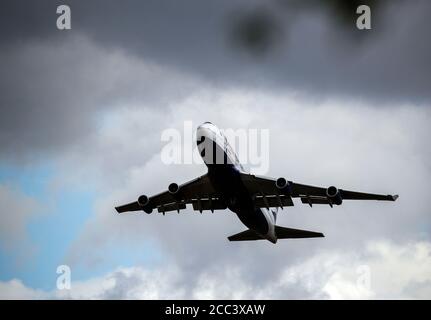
[
  {"xmin": 198, "ymin": 121, "xmax": 212, "ymax": 128},
  {"xmin": 196, "ymin": 122, "xmax": 216, "ymax": 145},
  {"xmin": 197, "ymin": 122, "xmax": 213, "ymax": 135}
]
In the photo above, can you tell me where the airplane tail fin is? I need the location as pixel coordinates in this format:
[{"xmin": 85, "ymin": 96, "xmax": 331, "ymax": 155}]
[{"xmin": 271, "ymin": 207, "xmax": 278, "ymax": 223}]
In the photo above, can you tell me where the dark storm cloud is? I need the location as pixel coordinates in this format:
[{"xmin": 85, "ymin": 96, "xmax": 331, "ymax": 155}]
[
  {"xmin": 1, "ymin": 0, "xmax": 430, "ymax": 100},
  {"xmin": 0, "ymin": 0, "xmax": 430, "ymax": 158},
  {"xmin": 0, "ymin": 35, "xmax": 199, "ymax": 159}
]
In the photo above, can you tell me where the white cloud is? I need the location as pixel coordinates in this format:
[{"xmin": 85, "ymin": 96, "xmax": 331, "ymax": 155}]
[
  {"xmin": 1, "ymin": 240, "xmax": 429, "ymax": 299},
  {"xmin": 0, "ymin": 279, "xmax": 47, "ymax": 300},
  {"xmin": 56, "ymin": 266, "xmax": 185, "ymax": 300}
]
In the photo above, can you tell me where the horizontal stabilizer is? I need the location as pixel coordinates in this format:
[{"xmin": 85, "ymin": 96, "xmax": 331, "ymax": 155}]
[
  {"xmin": 274, "ymin": 225, "xmax": 324, "ymax": 239},
  {"xmin": 228, "ymin": 226, "xmax": 324, "ymax": 242},
  {"xmin": 228, "ymin": 229, "xmax": 264, "ymax": 241}
]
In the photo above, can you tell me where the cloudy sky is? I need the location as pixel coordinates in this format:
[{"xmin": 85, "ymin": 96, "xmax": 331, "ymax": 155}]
[{"xmin": 0, "ymin": 0, "xmax": 430, "ymax": 299}]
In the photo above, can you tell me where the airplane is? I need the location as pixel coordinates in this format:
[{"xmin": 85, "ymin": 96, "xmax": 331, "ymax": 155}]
[{"xmin": 115, "ymin": 122, "xmax": 398, "ymax": 244}]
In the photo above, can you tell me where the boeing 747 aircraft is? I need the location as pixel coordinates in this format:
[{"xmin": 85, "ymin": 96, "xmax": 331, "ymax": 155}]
[{"xmin": 116, "ymin": 122, "xmax": 398, "ymax": 243}]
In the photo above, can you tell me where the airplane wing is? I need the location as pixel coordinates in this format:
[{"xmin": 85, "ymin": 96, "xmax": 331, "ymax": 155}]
[
  {"xmin": 292, "ymin": 182, "xmax": 398, "ymax": 206},
  {"xmin": 115, "ymin": 173, "xmax": 227, "ymax": 214},
  {"xmin": 240, "ymin": 173, "xmax": 398, "ymax": 208}
]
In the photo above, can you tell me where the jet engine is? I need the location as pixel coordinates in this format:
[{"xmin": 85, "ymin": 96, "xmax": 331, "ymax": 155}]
[
  {"xmin": 326, "ymin": 186, "xmax": 343, "ymax": 205},
  {"xmin": 275, "ymin": 177, "xmax": 291, "ymax": 194},
  {"xmin": 137, "ymin": 195, "xmax": 152, "ymax": 214},
  {"xmin": 168, "ymin": 183, "xmax": 180, "ymax": 195}
]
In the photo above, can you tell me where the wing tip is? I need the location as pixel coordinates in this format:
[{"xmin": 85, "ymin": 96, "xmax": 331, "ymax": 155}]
[
  {"xmin": 391, "ymin": 194, "xmax": 399, "ymax": 201},
  {"xmin": 115, "ymin": 206, "xmax": 122, "ymax": 214}
]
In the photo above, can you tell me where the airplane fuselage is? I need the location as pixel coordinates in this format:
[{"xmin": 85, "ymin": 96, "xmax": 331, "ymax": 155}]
[{"xmin": 197, "ymin": 122, "xmax": 277, "ymax": 243}]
